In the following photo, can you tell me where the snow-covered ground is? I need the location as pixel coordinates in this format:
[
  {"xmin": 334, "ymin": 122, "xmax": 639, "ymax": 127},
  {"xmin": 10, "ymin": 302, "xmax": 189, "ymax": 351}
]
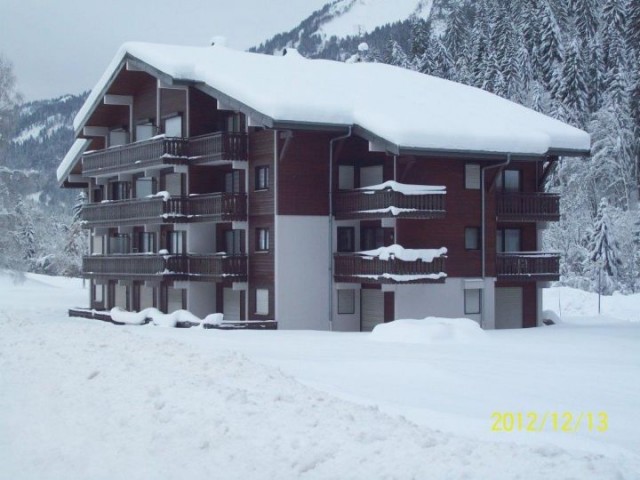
[{"xmin": 1, "ymin": 271, "xmax": 639, "ymax": 479}]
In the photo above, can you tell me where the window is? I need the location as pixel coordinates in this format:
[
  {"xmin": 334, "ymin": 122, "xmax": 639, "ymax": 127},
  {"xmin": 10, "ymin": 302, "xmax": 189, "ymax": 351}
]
[
  {"xmin": 167, "ymin": 231, "xmax": 186, "ymax": 255},
  {"xmin": 361, "ymin": 226, "xmax": 385, "ymax": 250},
  {"xmin": 255, "ymin": 289, "xmax": 269, "ymax": 315},
  {"xmin": 94, "ymin": 283, "xmax": 104, "ymax": 303},
  {"xmin": 109, "ymin": 234, "xmax": 130, "ymax": 254},
  {"xmin": 137, "ymin": 232, "xmax": 156, "ymax": 254},
  {"xmin": 464, "ymin": 289, "xmax": 482, "ymax": 315},
  {"xmin": 359, "ymin": 165, "xmax": 383, "ymax": 188},
  {"xmin": 337, "ymin": 227, "xmax": 355, "ymax": 252},
  {"xmin": 497, "ymin": 169, "xmax": 521, "ymax": 192},
  {"xmin": 465, "ymin": 227, "xmax": 481, "ymax": 250},
  {"xmin": 465, "ymin": 163, "xmax": 481, "ymax": 189},
  {"xmin": 497, "ymin": 228, "xmax": 521, "ymax": 253},
  {"xmin": 224, "ymin": 170, "xmax": 242, "ymax": 193},
  {"xmin": 255, "ymin": 166, "xmax": 269, "ymax": 190},
  {"xmin": 109, "ymin": 181, "xmax": 130, "ymax": 201},
  {"xmin": 226, "ymin": 112, "xmax": 243, "ymax": 133},
  {"xmin": 338, "ymin": 165, "xmax": 355, "ymax": 190},
  {"xmin": 256, "ymin": 228, "xmax": 269, "ymax": 251},
  {"xmin": 224, "ymin": 229, "xmax": 245, "ymax": 255},
  {"xmin": 337, "ymin": 290, "xmax": 355, "ymax": 314}
]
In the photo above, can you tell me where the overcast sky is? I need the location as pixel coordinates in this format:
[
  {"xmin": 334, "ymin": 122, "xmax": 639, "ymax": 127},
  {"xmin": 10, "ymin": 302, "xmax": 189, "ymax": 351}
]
[{"xmin": 1, "ymin": 0, "xmax": 329, "ymax": 101}]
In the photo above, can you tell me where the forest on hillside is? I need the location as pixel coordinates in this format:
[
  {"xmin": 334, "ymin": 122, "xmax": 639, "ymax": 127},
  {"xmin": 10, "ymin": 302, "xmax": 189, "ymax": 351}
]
[{"xmin": 315, "ymin": 0, "xmax": 639, "ymax": 294}]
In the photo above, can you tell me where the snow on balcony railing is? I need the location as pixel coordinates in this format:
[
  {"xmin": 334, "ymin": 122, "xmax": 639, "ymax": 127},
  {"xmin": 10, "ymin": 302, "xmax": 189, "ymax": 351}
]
[
  {"xmin": 334, "ymin": 244, "xmax": 447, "ymax": 284},
  {"xmin": 335, "ymin": 181, "xmax": 446, "ymax": 219}
]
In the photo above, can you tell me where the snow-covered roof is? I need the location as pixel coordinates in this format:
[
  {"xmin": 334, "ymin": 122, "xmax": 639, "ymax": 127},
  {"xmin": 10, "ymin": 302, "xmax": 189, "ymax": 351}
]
[
  {"xmin": 73, "ymin": 42, "xmax": 590, "ymax": 161},
  {"xmin": 56, "ymin": 138, "xmax": 90, "ymax": 183}
]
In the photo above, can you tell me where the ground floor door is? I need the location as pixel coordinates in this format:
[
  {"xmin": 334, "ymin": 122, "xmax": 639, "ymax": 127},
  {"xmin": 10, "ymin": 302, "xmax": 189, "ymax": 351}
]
[
  {"xmin": 361, "ymin": 289, "xmax": 384, "ymax": 332},
  {"xmin": 495, "ymin": 287, "xmax": 523, "ymax": 329},
  {"xmin": 223, "ymin": 288, "xmax": 241, "ymax": 321}
]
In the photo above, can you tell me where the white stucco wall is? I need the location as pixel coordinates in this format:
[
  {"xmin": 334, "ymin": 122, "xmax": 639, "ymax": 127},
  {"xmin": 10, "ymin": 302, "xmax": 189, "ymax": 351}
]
[
  {"xmin": 181, "ymin": 281, "xmax": 217, "ymax": 318},
  {"xmin": 276, "ymin": 216, "xmax": 330, "ymax": 330},
  {"xmin": 332, "ymin": 286, "xmax": 361, "ymax": 331},
  {"xmin": 393, "ymin": 278, "xmax": 496, "ymax": 329}
]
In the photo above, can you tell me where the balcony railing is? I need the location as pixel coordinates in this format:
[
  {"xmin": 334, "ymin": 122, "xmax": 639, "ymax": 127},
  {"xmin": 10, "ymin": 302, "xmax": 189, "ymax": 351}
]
[
  {"xmin": 188, "ymin": 132, "xmax": 248, "ymax": 164},
  {"xmin": 83, "ymin": 254, "xmax": 247, "ymax": 281},
  {"xmin": 82, "ymin": 132, "xmax": 248, "ymax": 175},
  {"xmin": 81, "ymin": 193, "xmax": 247, "ymax": 227},
  {"xmin": 334, "ymin": 189, "xmax": 446, "ymax": 220},
  {"xmin": 496, "ymin": 252, "xmax": 560, "ymax": 281},
  {"xmin": 83, "ymin": 137, "xmax": 188, "ymax": 175},
  {"xmin": 334, "ymin": 253, "xmax": 446, "ymax": 284},
  {"xmin": 496, "ymin": 192, "xmax": 560, "ymax": 222}
]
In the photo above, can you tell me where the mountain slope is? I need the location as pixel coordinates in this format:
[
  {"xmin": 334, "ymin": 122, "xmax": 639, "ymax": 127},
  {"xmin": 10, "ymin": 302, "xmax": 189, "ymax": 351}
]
[
  {"xmin": 251, "ymin": 0, "xmax": 430, "ymax": 57},
  {"xmin": 4, "ymin": 93, "xmax": 87, "ymax": 205}
]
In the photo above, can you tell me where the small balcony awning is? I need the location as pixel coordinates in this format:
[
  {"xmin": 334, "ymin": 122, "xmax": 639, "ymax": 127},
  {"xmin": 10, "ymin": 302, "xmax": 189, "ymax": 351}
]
[{"xmin": 57, "ymin": 138, "xmax": 90, "ymax": 187}]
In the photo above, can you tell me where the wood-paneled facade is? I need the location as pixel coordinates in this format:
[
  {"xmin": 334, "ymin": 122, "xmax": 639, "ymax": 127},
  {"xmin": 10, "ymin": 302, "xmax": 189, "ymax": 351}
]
[{"xmin": 61, "ymin": 55, "xmax": 564, "ymax": 330}]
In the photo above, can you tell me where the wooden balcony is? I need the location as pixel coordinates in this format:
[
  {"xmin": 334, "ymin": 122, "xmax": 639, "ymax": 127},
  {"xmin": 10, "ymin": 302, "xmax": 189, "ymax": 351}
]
[
  {"xmin": 81, "ymin": 193, "xmax": 247, "ymax": 227},
  {"xmin": 82, "ymin": 132, "xmax": 248, "ymax": 175},
  {"xmin": 334, "ymin": 254, "xmax": 446, "ymax": 284},
  {"xmin": 83, "ymin": 254, "xmax": 247, "ymax": 281},
  {"xmin": 496, "ymin": 192, "xmax": 560, "ymax": 222},
  {"xmin": 334, "ymin": 189, "xmax": 446, "ymax": 220},
  {"xmin": 83, "ymin": 137, "xmax": 188, "ymax": 175},
  {"xmin": 188, "ymin": 132, "xmax": 248, "ymax": 164},
  {"xmin": 496, "ymin": 252, "xmax": 560, "ymax": 281}
]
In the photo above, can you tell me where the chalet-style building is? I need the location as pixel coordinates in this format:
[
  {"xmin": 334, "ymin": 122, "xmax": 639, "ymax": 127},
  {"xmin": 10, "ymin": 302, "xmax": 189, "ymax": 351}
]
[{"xmin": 57, "ymin": 42, "xmax": 590, "ymax": 330}]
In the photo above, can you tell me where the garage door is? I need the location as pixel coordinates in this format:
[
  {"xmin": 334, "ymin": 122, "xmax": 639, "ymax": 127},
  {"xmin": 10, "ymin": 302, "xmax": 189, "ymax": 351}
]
[
  {"xmin": 223, "ymin": 288, "xmax": 241, "ymax": 321},
  {"xmin": 495, "ymin": 287, "xmax": 523, "ymax": 329},
  {"xmin": 361, "ymin": 289, "xmax": 384, "ymax": 332}
]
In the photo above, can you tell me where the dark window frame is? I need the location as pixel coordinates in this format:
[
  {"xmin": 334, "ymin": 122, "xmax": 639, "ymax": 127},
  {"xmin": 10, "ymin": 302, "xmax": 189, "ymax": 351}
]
[
  {"xmin": 464, "ymin": 163, "xmax": 481, "ymax": 190},
  {"xmin": 497, "ymin": 228, "xmax": 522, "ymax": 253},
  {"xmin": 337, "ymin": 226, "xmax": 355, "ymax": 253},
  {"xmin": 255, "ymin": 165, "xmax": 270, "ymax": 191},
  {"xmin": 464, "ymin": 289, "xmax": 482, "ymax": 315},
  {"xmin": 497, "ymin": 169, "xmax": 522, "ymax": 192},
  {"xmin": 256, "ymin": 228, "xmax": 270, "ymax": 252},
  {"xmin": 464, "ymin": 226, "xmax": 481, "ymax": 251}
]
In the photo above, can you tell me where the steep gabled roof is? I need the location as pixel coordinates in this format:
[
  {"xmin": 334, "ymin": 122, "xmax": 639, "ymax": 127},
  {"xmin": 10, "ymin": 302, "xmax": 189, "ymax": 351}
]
[{"xmin": 74, "ymin": 42, "xmax": 590, "ymax": 159}]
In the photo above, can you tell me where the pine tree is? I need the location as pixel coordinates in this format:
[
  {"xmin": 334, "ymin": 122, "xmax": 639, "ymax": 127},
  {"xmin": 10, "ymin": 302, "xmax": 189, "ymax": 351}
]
[
  {"xmin": 537, "ymin": 0, "xmax": 563, "ymax": 90},
  {"xmin": 557, "ymin": 39, "xmax": 589, "ymax": 127},
  {"xmin": 589, "ymin": 198, "xmax": 624, "ymax": 293}
]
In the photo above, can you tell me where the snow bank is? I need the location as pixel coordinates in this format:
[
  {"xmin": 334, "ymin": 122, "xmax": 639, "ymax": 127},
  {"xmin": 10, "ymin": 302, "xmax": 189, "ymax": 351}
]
[
  {"xmin": 370, "ymin": 318, "xmax": 487, "ymax": 344},
  {"xmin": 110, "ymin": 307, "xmax": 220, "ymax": 328},
  {"xmin": 543, "ymin": 286, "xmax": 640, "ymax": 324},
  {"xmin": 358, "ymin": 244, "xmax": 447, "ymax": 262},
  {"xmin": 359, "ymin": 180, "xmax": 446, "ymax": 195}
]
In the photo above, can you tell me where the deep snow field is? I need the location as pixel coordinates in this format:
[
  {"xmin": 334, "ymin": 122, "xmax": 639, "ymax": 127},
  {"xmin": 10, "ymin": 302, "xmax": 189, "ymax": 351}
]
[{"xmin": 1, "ymin": 271, "xmax": 639, "ymax": 479}]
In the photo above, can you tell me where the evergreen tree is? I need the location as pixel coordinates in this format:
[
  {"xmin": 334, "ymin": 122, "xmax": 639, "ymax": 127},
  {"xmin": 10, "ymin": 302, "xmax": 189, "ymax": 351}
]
[
  {"xmin": 589, "ymin": 198, "xmax": 624, "ymax": 292},
  {"xmin": 557, "ymin": 39, "xmax": 589, "ymax": 127},
  {"xmin": 537, "ymin": 0, "xmax": 563, "ymax": 90}
]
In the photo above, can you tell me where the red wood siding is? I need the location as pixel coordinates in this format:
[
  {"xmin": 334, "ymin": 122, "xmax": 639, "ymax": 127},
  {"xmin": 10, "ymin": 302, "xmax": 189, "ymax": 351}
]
[
  {"xmin": 132, "ymin": 76, "xmax": 157, "ymax": 128},
  {"xmin": 189, "ymin": 87, "xmax": 222, "ymax": 137},
  {"xmin": 277, "ymin": 131, "xmax": 332, "ymax": 215},
  {"xmin": 160, "ymin": 89, "xmax": 186, "ymax": 121},
  {"xmin": 248, "ymin": 129, "xmax": 275, "ymax": 320},
  {"xmin": 395, "ymin": 157, "xmax": 497, "ymax": 278}
]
